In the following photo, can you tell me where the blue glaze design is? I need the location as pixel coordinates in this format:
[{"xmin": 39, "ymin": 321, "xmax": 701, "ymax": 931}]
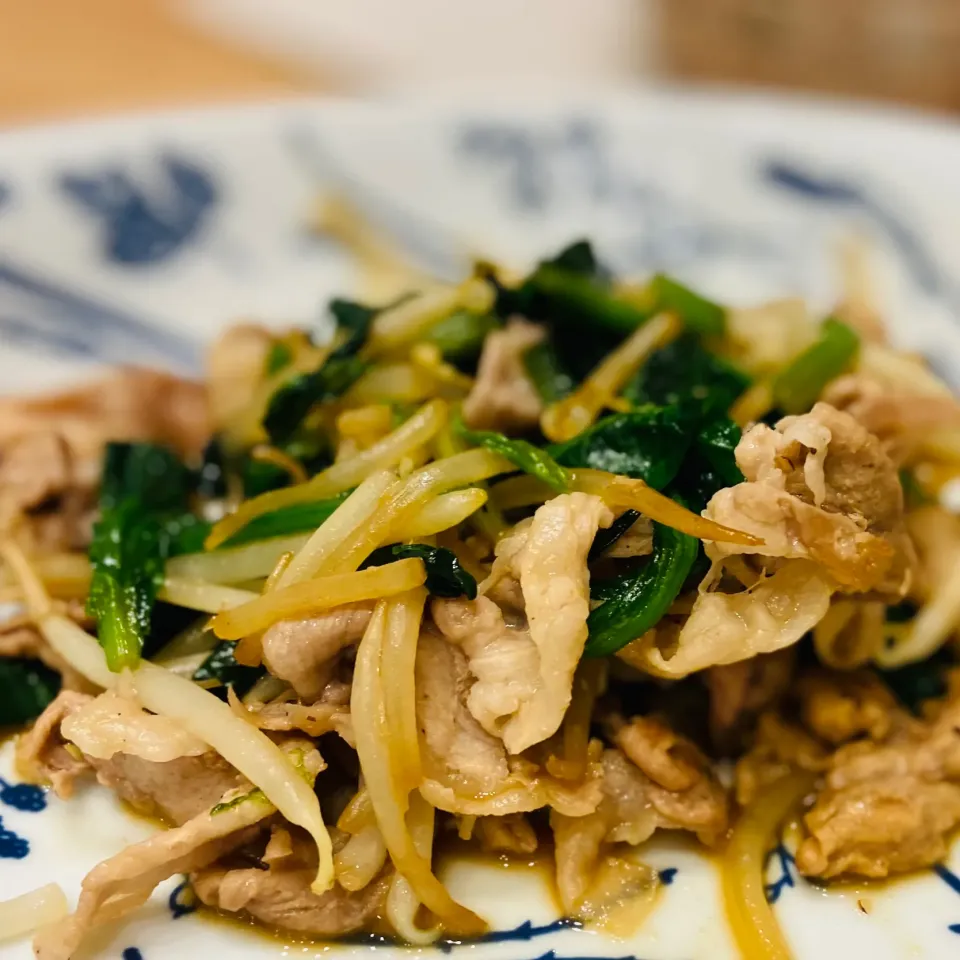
[
  {"xmin": 121, "ymin": 949, "xmax": 144, "ymax": 960},
  {"xmin": 0, "ymin": 259, "xmax": 198, "ymax": 369},
  {"xmin": 658, "ymin": 867, "xmax": 677, "ymax": 886},
  {"xmin": 933, "ymin": 864, "xmax": 960, "ymax": 935},
  {"xmin": 458, "ymin": 119, "xmax": 609, "ymax": 211},
  {"xmin": 764, "ymin": 844, "xmax": 799, "ymax": 904},
  {"xmin": 934, "ymin": 862, "xmax": 960, "ymax": 895},
  {"xmin": 0, "ymin": 815, "xmax": 29, "ymax": 859},
  {"xmin": 526, "ymin": 952, "xmax": 640, "ymax": 960},
  {"xmin": 438, "ymin": 918, "xmax": 579, "ymax": 953},
  {"xmin": 285, "ymin": 127, "xmax": 470, "ymax": 281},
  {"xmin": 168, "ymin": 878, "xmax": 198, "ymax": 920},
  {"xmin": 0, "ymin": 777, "xmax": 46, "ymax": 812},
  {"xmin": 765, "ymin": 159, "xmax": 958, "ymax": 308},
  {"xmin": 59, "ymin": 154, "xmax": 217, "ymax": 265}
]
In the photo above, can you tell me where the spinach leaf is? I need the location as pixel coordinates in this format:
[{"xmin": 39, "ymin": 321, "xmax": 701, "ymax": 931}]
[
  {"xmin": 220, "ymin": 492, "xmax": 351, "ymax": 548},
  {"xmin": 328, "ymin": 298, "xmax": 378, "ymax": 359},
  {"xmin": 624, "ymin": 333, "xmax": 750, "ymax": 410},
  {"xmin": 524, "ymin": 264, "xmax": 651, "ymax": 337},
  {"xmin": 0, "ymin": 659, "xmax": 61, "ymax": 726},
  {"xmin": 363, "ymin": 544, "xmax": 477, "ymax": 599},
  {"xmin": 424, "ymin": 311, "xmax": 500, "ymax": 368},
  {"xmin": 87, "ymin": 443, "xmax": 198, "ymax": 672},
  {"xmin": 771, "ymin": 317, "xmax": 859, "ymax": 414},
  {"xmin": 523, "ymin": 338, "xmax": 576, "ymax": 403},
  {"xmin": 550, "ymin": 406, "xmax": 691, "ymax": 490},
  {"xmin": 900, "ymin": 469, "xmax": 931, "ymax": 509},
  {"xmin": 585, "ymin": 523, "xmax": 699, "ymax": 657},
  {"xmin": 543, "ymin": 239, "xmax": 609, "ymax": 280},
  {"xmin": 649, "ymin": 274, "xmax": 725, "ymax": 337},
  {"xmin": 195, "ymin": 437, "xmax": 227, "ymax": 499},
  {"xmin": 265, "ymin": 341, "xmax": 293, "ymax": 376},
  {"xmin": 456, "ymin": 420, "xmax": 569, "ymax": 493},
  {"xmin": 674, "ymin": 417, "xmax": 743, "ymax": 509},
  {"xmin": 263, "ymin": 354, "xmax": 367, "ymax": 445},
  {"xmin": 193, "ymin": 640, "xmax": 262, "ymax": 697},
  {"xmin": 263, "ymin": 298, "xmax": 378, "ymax": 445}
]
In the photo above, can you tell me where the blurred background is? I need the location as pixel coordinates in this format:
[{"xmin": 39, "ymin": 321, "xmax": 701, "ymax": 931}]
[{"xmin": 1, "ymin": 0, "xmax": 959, "ymax": 124}]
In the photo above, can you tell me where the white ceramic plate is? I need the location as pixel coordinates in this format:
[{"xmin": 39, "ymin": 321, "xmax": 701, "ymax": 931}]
[{"xmin": 3, "ymin": 90, "xmax": 960, "ymax": 960}]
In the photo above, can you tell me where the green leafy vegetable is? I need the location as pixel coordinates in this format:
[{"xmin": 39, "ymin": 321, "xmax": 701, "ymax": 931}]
[
  {"xmin": 879, "ymin": 647, "xmax": 952, "ymax": 715},
  {"xmin": 424, "ymin": 311, "xmax": 500, "ymax": 366},
  {"xmin": 328, "ymin": 298, "xmax": 378, "ymax": 359},
  {"xmin": 193, "ymin": 640, "xmax": 263, "ymax": 696},
  {"xmin": 263, "ymin": 298, "xmax": 378, "ymax": 445},
  {"xmin": 623, "ymin": 332, "xmax": 750, "ymax": 410},
  {"xmin": 543, "ymin": 239, "xmax": 608, "ymax": 279},
  {"xmin": 211, "ymin": 787, "xmax": 267, "ymax": 816},
  {"xmin": 674, "ymin": 417, "xmax": 743, "ymax": 509},
  {"xmin": 585, "ymin": 523, "xmax": 699, "ymax": 657},
  {"xmin": 524, "ymin": 264, "xmax": 651, "ymax": 336},
  {"xmin": 195, "ymin": 437, "xmax": 227, "ymax": 499},
  {"xmin": 265, "ymin": 341, "xmax": 293, "ymax": 376},
  {"xmin": 456, "ymin": 420, "xmax": 569, "ymax": 493},
  {"xmin": 550, "ymin": 406, "xmax": 690, "ymax": 490},
  {"xmin": 588, "ymin": 509, "xmax": 642, "ymax": 561},
  {"xmin": 219, "ymin": 492, "xmax": 351, "ymax": 548},
  {"xmin": 87, "ymin": 443, "xmax": 198, "ymax": 672},
  {"xmin": 263, "ymin": 354, "xmax": 367, "ymax": 445},
  {"xmin": 900, "ymin": 469, "xmax": 931, "ymax": 509},
  {"xmin": 363, "ymin": 544, "xmax": 477, "ymax": 599},
  {"xmin": 0, "ymin": 659, "xmax": 61, "ymax": 726},
  {"xmin": 523, "ymin": 339, "xmax": 576, "ymax": 403},
  {"xmin": 772, "ymin": 317, "xmax": 859, "ymax": 415},
  {"xmin": 649, "ymin": 274, "xmax": 725, "ymax": 337}
]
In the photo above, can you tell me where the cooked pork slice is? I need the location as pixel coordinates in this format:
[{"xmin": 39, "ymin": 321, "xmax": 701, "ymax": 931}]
[
  {"xmin": 16, "ymin": 691, "xmax": 94, "ymax": 798},
  {"xmin": 0, "ymin": 369, "xmax": 209, "ymax": 487},
  {"xmin": 261, "ymin": 603, "xmax": 373, "ymax": 700},
  {"xmin": 435, "ymin": 493, "xmax": 611, "ymax": 755},
  {"xmin": 735, "ymin": 712, "xmax": 831, "ymax": 807},
  {"xmin": 706, "ymin": 649, "xmax": 795, "ymax": 748},
  {"xmin": 33, "ymin": 789, "xmax": 271, "ymax": 960},
  {"xmin": 822, "ymin": 373, "xmax": 960, "ymax": 463},
  {"xmin": 706, "ymin": 402, "xmax": 912, "ymax": 597},
  {"xmin": 797, "ymin": 687, "xmax": 960, "ymax": 878},
  {"xmin": 89, "ymin": 752, "xmax": 249, "ymax": 826},
  {"xmin": 462, "ymin": 318, "xmax": 545, "ymax": 434},
  {"xmin": 551, "ymin": 745, "xmax": 729, "ymax": 915},
  {"xmin": 192, "ymin": 831, "xmax": 390, "ymax": 937}
]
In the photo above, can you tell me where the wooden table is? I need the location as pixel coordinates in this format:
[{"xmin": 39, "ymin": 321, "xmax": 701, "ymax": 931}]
[{"xmin": 0, "ymin": 0, "xmax": 314, "ymax": 126}]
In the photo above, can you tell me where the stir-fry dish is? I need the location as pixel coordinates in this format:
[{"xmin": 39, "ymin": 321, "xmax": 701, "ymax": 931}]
[{"xmin": 3, "ymin": 238, "xmax": 960, "ymax": 959}]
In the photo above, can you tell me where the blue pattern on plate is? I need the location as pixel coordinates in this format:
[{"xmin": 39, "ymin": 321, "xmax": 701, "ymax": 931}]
[
  {"xmin": 764, "ymin": 159, "xmax": 958, "ymax": 309},
  {"xmin": 168, "ymin": 879, "xmax": 198, "ymax": 920},
  {"xmin": 0, "ymin": 776, "xmax": 45, "ymax": 812},
  {"xmin": 286, "ymin": 127, "xmax": 467, "ymax": 281},
  {"xmin": 0, "ymin": 815, "xmax": 29, "ymax": 859},
  {"xmin": 458, "ymin": 118, "xmax": 609, "ymax": 212},
  {"xmin": 121, "ymin": 949, "xmax": 144, "ymax": 960},
  {"xmin": 438, "ymin": 919, "xmax": 580, "ymax": 953},
  {"xmin": 59, "ymin": 155, "xmax": 217, "ymax": 265},
  {"xmin": 0, "ymin": 259, "xmax": 198, "ymax": 369},
  {"xmin": 765, "ymin": 844, "xmax": 799, "ymax": 905},
  {"xmin": 658, "ymin": 867, "xmax": 677, "ymax": 886},
  {"xmin": 526, "ymin": 952, "xmax": 641, "ymax": 960},
  {"xmin": 933, "ymin": 862, "xmax": 960, "ymax": 933}
]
